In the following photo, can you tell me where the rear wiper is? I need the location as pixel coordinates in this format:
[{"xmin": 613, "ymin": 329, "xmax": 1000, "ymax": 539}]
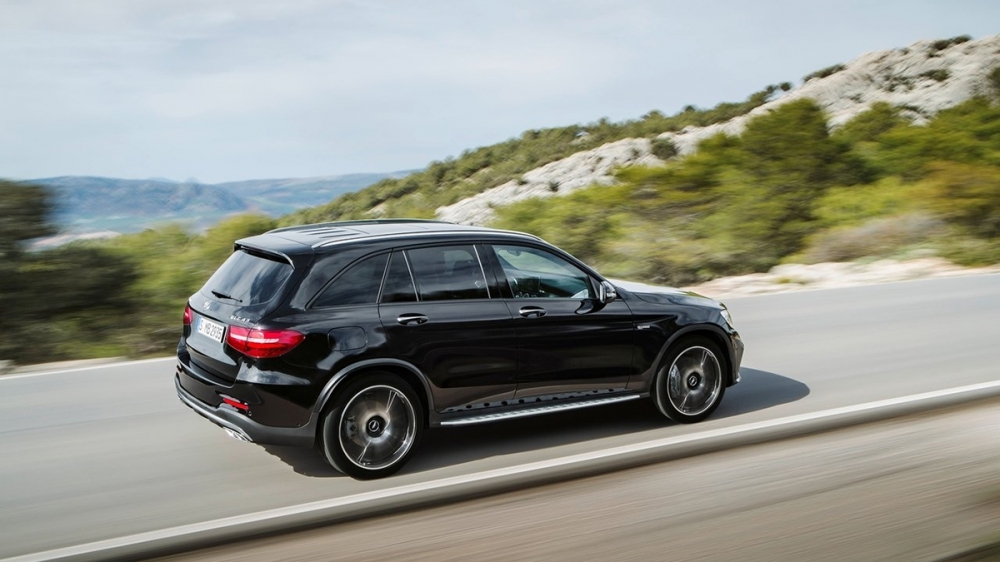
[{"xmin": 211, "ymin": 290, "xmax": 243, "ymax": 303}]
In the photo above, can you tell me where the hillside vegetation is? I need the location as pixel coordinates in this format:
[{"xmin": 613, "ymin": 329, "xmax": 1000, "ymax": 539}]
[
  {"xmin": 491, "ymin": 97, "xmax": 1000, "ymax": 286},
  {"xmin": 2, "ymin": 37, "xmax": 999, "ymax": 365},
  {"xmin": 281, "ymin": 85, "xmax": 788, "ymax": 225}
]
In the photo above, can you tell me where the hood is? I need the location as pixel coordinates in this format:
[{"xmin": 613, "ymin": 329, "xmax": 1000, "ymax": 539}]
[{"xmin": 608, "ymin": 278, "xmax": 718, "ymax": 307}]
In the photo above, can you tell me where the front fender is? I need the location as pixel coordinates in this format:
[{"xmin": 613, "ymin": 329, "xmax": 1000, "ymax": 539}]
[{"xmin": 631, "ymin": 323, "xmax": 742, "ymax": 393}]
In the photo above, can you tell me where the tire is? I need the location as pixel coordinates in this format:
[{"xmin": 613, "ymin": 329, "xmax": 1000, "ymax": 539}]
[
  {"xmin": 652, "ymin": 336, "xmax": 727, "ymax": 424},
  {"xmin": 319, "ymin": 372, "xmax": 423, "ymax": 479}
]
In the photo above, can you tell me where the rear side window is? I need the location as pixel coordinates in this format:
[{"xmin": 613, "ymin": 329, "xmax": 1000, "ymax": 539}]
[
  {"xmin": 406, "ymin": 245, "xmax": 489, "ymax": 301},
  {"xmin": 312, "ymin": 253, "xmax": 388, "ymax": 308},
  {"xmin": 204, "ymin": 249, "xmax": 293, "ymax": 305}
]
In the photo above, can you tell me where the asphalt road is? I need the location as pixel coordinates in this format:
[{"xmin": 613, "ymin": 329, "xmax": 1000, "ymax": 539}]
[
  {"xmin": 1, "ymin": 274, "xmax": 998, "ymax": 559},
  {"xmin": 157, "ymin": 401, "xmax": 1000, "ymax": 562}
]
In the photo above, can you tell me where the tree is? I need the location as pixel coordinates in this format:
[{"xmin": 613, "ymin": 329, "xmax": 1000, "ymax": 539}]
[{"xmin": 0, "ymin": 182, "xmax": 52, "ymax": 262}]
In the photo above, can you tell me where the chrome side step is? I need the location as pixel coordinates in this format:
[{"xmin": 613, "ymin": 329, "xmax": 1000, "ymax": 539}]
[{"xmin": 439, "ymin": 394, "xmax": 642, "ymax": 427}]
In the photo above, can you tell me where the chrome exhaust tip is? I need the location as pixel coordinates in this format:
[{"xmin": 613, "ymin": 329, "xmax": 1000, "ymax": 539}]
[{"xmin": 223, "ymin": 427, "xmax": 253, "ymax": 442}]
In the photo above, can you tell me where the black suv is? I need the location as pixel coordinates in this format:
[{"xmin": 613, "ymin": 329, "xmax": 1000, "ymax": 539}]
[{"xmin": 176, "ymin": 220, "xmax": 743, "ymax": 478}]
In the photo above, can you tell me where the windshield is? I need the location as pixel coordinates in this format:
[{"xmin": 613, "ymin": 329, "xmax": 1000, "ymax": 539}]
[{"xmin": 203, "ymin": 249, "xmax": 293, "ymax": 306}]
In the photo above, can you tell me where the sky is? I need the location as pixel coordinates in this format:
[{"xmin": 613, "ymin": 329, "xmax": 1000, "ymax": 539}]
[{"xmin": 1, "ymin": 0, "xmax": 998, "ymax": 184}]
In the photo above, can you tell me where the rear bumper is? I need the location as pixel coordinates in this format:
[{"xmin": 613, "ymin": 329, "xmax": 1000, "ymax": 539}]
[{"xmin": 174, "ymin": 364, "xmax": 317, "ymax": 448}]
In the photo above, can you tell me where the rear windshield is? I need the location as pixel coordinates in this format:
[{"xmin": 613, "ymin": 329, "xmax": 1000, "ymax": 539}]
[{"xmin": 203, "ymin": 249, "xmax": 293, "ymax": 306}]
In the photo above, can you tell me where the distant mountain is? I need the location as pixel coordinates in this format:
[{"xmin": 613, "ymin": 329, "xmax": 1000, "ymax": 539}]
[
  {"xmin": 218, "ymin": 173, "xmax": 413, "ymax": 216},
  {"xmin": 23, "ymin": 171, "xmax": 413, "ymax": 236}
]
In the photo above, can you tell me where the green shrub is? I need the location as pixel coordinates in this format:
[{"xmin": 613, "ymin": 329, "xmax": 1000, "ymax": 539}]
[
  {"xmin": 937, "ymin": 235, "xmax": 1000, "ymax": 266},
  {"xmin": 650, "ymin": 137, "xmax": 679, "ymax": 160},
  {"xmin": 921, "ymin": 162, "xmax": 1000, "ymax": 238},
  {"xmin": 920, "ymin": 69, "xmax": 950, "ymax": 82},
  {"xmin": 931, "ymin": 35, "xmax": 971, "ymax": 52},
  {"xmin": 812, "ymin": 177, "xmax": 919, "ymax": 228},
  {"xmin": 804, "ymin": 64, "xmax": 846, "ymax": 82},
  {"xmin": 796, "ymin": 214, "xmax": 944, "ymax": 263},
  {"xmin": 988, "ymin": 67, "xmax": 1000, "ymax": 96}
]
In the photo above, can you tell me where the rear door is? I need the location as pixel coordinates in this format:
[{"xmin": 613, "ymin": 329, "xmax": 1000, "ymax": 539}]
[
  {"xmin": 485, "ymin": 243, "xmax": 635, "ymax": 399},
  {"xmin": 378, "ymin": 246, "xmax": 517, "ymax": 412}
]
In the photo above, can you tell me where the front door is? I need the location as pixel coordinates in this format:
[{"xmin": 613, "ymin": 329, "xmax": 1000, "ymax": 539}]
[{"xmin": 486, "ymin": 244, "xmax": 635, "ymax": 399}]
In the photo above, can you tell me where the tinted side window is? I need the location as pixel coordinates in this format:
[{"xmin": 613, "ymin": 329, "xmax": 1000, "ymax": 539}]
[
  {"xmin": 406, "ymin": 245, "xmax": 489, "ymax": 301},
  {"xmin": 493, "ymin": 245, "xmax": 594, "ymax": 299},
  {"xmin": 204, "ymin": 249, "xmax": 293, "ymax": 305},
  {"xmin": 312, "ymin": 253, "xmax": 388, "ymax": 308},
  {"xmin": 381, "ymin": 251, "xmax": 417, "ymax": 303}
]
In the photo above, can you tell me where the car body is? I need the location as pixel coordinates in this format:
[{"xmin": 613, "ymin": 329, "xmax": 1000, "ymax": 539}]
[{"xmin": 175, "ymin": 219, "xmax": 743, "ymax": 478}]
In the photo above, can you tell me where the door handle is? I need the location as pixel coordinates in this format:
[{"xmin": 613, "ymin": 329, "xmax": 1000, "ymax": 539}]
[
  {"xmin": 396, "ymin": 313, "xmax": 428, "ymax": 326},
  {"xmin": 518, "ymin": 306, "xmax": 546, "ymax": 318}
]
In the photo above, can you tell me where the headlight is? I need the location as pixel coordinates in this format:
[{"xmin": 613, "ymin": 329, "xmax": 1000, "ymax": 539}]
[{"xmin": 720, "ymin": 306, "xmax": 735, "ymax": 328}]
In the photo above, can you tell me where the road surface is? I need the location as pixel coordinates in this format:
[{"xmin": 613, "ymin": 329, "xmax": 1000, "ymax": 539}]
[
  {"xmin": 157, "ymin": 402, "xmax": 1000, "ymax": 562},
  {"xmin": 1, "ymin": 274, "xmax": 998, "ymax": 558}
]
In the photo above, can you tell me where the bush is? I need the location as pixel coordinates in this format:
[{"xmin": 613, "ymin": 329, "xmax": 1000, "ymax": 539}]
[
  {"xmin": 931, "ymin": 35, "xmax": 971, "ymax": 52},
  {"xmin": 796, "ymin": 214, "xmax": 944, "ymax": 263},
  {"xmin": 921, "ymin": 162, "xmax": 1000, "ymax": 238},
  {"xmin": 937, "ymin": 235, "xmax": 1000, "ymax": 266},
  {"xmin": 812, "ymin": 177, "xmax": 919, "ymax": 228},
  {"xmin": 650, "ymin": 137, "xmax": 679, "ymax": 160},
  {"xmin": 920, "ymin": 69, "xmax": 950, "ymax": 82},
  {"xmin": 803, "ymin": 64, "xmax": 846, "ymax": 82},
  {"xmin": 988, "ymin": 67, "xmax": 1000, "ymax": 96}
]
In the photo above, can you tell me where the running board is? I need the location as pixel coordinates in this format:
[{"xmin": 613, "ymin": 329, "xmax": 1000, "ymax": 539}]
[{"xmin": 439, "ymin": 394, "xmax": 642, "ymax": 427}]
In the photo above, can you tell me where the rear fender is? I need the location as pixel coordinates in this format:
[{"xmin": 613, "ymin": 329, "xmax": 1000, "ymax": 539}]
[{"xmin": 312, "ymin": 358, "xmax": 437, "ymax": 424}]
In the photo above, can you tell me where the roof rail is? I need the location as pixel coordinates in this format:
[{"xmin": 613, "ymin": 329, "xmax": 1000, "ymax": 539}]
[
  {"xmin": 312, "ymin": 227, "xmax": 542, "ymax": 249},
  {"xmin": 267, "ymin": 218, "xmax": 453, "ymax": 234}
]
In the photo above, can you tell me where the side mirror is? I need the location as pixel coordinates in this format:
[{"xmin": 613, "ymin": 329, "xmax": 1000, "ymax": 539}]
[{"xmin": 598, "ymin": 281, "xmax": 617, "ymax": 304}]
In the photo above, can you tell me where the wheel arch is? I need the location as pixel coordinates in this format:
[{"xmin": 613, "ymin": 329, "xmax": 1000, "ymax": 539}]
[
  {"xmin": 651, "ymin": 324, "xmax": 736, "ymax": 390},
  {"xmin": 313, "ymin": 359, "xmax": 434, "ymax": 428}
]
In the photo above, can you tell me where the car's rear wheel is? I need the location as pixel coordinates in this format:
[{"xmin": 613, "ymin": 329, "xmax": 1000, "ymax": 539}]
[
  {"xmin": 653, "ymin": 336, "xmax": 726, "ymax": 423},
  {"xmin": 319, "ymin": 373, "xmax": 423, "ymax": 479}
]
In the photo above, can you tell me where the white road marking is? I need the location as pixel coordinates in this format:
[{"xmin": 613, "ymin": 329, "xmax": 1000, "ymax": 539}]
[
  {"xmin": 5, "ymin": 378, "xmax": 999, "ymax": 562},
  {"xmin": 0, "ymin": 357, "xmax": 173, "ymax": 381}
]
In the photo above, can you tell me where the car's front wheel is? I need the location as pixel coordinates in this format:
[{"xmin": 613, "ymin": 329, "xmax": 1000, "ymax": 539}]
[
  {"xmin": 653, "ymin": 336, "xmax": 726, "ymax": 423},
  {"xmin": 319, "ymin": 373, "xmax": 423, "ymax": 479}
]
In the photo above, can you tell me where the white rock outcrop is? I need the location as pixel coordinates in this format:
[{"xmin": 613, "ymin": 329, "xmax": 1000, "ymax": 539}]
[
  {"xmin": 436, "ymin": 138, "xmax": 661, "ymax": 225},
  {"xmin": 658, "ymin": 35, "xmax": 1000, "ymax": 156},
  {"xmin": 437, "ymin": 35, "xmax": 1000, "ymax": 226}
]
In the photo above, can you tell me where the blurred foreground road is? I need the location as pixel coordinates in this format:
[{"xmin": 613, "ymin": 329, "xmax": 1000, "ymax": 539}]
[
  {"xmin": 158, "ymin": 401, "xmax": 1000, "ymax": 562},
  {"xmin": 0, "ymin": 274, "xmax": 998, "ymax": 559}
]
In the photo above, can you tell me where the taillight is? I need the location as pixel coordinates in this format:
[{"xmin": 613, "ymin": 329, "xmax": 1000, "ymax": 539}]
[
  {"xmin": 226, "ymin": 326, "xmax": 305, "ymax": 359},
  {"xmin": 183, "ymin": 305, "xmax": 193, "ymax": 326}
]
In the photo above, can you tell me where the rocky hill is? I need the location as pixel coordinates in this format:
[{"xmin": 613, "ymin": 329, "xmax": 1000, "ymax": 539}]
[{"xmin": 438, "ymin": 34, "xmax": 1000, "ymax": 226}]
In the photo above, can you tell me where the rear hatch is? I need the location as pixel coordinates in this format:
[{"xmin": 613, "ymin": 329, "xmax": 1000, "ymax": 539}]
[{"xmin": 185, "ymin": 246, "xmax": 296, "ymax": 383}]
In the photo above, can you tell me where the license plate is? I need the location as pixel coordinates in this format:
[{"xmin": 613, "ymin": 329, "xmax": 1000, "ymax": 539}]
[{"xmin": 197, "ymin": 317, "xmax": 226, "ymax": 343}]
